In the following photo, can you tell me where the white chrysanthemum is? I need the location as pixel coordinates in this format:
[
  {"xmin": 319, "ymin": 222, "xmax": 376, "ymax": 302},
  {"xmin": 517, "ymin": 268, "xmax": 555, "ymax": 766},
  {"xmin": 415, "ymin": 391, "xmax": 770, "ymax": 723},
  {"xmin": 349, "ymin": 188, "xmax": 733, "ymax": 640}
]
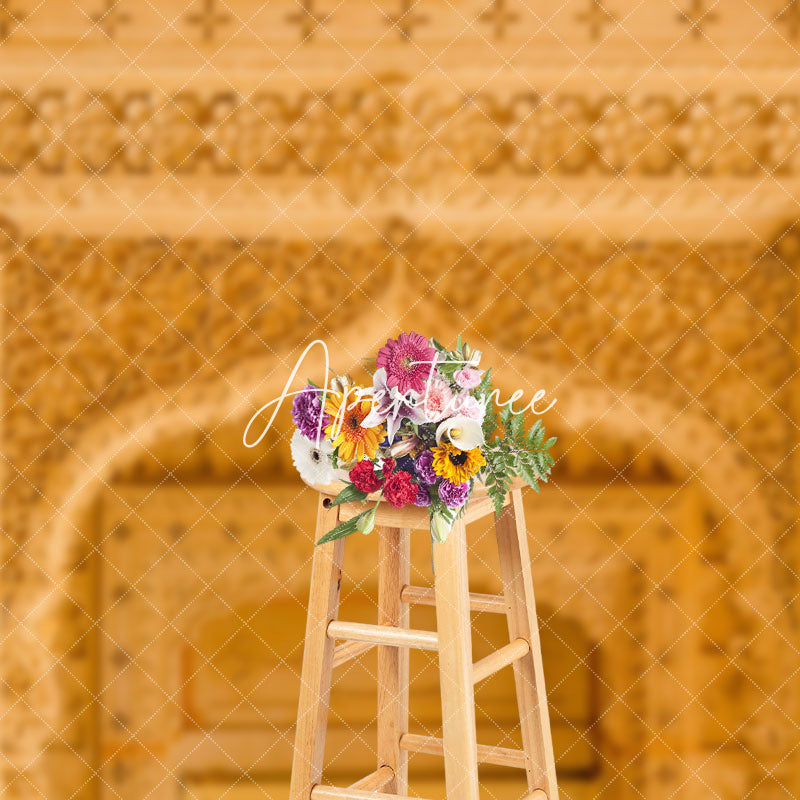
[{"xmin": 291, "ymin": 429, "xmax": 336, "ymax": 485}]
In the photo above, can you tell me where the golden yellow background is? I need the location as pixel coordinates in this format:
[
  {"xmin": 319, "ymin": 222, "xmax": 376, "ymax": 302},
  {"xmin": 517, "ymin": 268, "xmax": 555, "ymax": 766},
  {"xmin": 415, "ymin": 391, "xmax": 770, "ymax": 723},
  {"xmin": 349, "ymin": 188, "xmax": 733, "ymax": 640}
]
[{"xmin": 1, "ymin": 1, "xmax": 799, "ymax": 798}]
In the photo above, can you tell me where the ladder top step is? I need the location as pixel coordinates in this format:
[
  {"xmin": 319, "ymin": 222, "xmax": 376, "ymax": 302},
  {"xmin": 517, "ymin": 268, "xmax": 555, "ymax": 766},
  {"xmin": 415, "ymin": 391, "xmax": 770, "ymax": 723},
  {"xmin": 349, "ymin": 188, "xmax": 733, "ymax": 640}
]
[
  {"xmin": 331, "ymin": 478, "xmax": 521, "ymax": 529},
  {"xmin": 327, "ymin": 620, "xmax": 439, "ymax": 651}
]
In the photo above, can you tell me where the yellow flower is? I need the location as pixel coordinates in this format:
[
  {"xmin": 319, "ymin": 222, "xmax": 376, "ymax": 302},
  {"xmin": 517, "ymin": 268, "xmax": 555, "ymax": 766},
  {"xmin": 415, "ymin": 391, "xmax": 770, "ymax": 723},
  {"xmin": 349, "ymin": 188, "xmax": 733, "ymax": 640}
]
[
  {"xmin": 431, "ymin": 443, "xmax": 486, "ymax": 484},
  {"xmin": 324, "ymin": 392, "xmax": 383, "ymax": 463}
]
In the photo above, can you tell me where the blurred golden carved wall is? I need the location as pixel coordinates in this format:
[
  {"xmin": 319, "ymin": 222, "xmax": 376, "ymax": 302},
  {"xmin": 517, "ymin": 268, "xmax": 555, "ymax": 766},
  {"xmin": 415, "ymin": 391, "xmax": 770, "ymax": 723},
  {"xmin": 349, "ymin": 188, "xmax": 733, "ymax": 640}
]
[{"xmin": 0, "ymin": 1, "xmax": 798, "ymax": 799}]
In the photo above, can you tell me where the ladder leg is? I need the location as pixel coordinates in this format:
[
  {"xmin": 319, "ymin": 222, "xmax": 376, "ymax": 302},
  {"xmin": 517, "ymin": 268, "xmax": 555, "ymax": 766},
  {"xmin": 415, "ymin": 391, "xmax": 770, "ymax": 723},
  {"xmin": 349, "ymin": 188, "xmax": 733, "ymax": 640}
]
[
  {"xmin": 376, "ymin": 526, "xmax": 410, "ymax": 794},
  {"xmin": 432, "ymin": 518, "xmax": 480, "ymax": 800},
  {"xmin": 290, "ymin": 498, "xmax": 346, "ymax": 800},
  {"xmin": 495, "ymin": 489, "xmax": 559, "ymax": 799}
]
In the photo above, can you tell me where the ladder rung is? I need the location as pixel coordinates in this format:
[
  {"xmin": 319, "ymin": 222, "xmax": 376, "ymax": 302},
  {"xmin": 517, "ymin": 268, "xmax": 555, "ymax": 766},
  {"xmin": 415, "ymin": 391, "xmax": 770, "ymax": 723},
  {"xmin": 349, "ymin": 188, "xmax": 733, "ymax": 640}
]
[
  {"xmin": 332, "ymin": 640, "xmax": 374, "ymax": 668},
  {"xmin": 400, "ymin": 584, "xmax": 507, "ymax": 614},
  {"xmin": 525, "ymin": 792, "xmax": 548, "ymax": 800},
  {"xmin": 472, "ymin": 637, "xmax": 530, "ymax": 684},
  {"xmin": 399, "ymin": 733, "xmax": 527, "ymax": 769},
  {"xmin": 327, "ymin": 620, "xmax": 439, "ymax": 651},
  {"xmin": 312, "ymin": 786, "xmax": 430, "ymax": 800},
  {"xmin": 348, "ymin": 765, "xmax": 394, "ymax": 791}
]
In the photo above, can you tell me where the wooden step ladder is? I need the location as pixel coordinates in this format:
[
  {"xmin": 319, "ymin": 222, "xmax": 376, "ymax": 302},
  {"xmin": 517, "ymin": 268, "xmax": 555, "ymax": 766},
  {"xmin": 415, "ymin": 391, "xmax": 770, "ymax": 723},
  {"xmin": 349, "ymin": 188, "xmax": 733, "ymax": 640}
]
[{"xmin": 289, "ymin": 484, "xmax": 559, "ymax": 800}]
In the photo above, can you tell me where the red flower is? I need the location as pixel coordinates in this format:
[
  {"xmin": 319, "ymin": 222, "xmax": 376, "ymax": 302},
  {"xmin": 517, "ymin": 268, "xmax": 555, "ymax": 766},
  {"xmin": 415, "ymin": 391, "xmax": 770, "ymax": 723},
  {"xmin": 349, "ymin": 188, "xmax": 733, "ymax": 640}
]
[
  {"xmin": 381, "ymin": 458, "xmax": 396, "ymax": 478},
  {"xmin": 349, "ymin": 459, "xmax": 383, "ymax": 493},
  {"xmin": 383, "ymin": 470, "xmax": 418, "ymax": 509}
]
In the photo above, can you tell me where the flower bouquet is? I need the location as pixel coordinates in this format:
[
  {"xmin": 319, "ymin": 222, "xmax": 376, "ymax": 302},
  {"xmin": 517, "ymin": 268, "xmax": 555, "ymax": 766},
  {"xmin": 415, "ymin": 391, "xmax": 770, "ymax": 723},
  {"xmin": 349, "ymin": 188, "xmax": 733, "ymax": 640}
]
[{"xmin": 290, "ymin": 333, "xmax": 556, "ymax": 546}]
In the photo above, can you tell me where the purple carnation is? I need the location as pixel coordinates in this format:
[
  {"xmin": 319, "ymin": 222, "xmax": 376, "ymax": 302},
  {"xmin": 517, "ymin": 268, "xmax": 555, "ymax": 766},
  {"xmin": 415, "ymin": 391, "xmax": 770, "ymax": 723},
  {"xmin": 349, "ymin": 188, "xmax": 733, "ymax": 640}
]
[
  {"xmin": 414, "ymin": 485, "xmax": 432, "ymax": 507},
  {"xmin": 414, "ymin": 450, "xmax": 437, "ymax": 485},
  {"xmin": 291, "ymin": 386, "xmax": 330, "ymax": 441},
  {"xmin": 438, "ymin": 479, "xmax": 470, "ymax": 509}
]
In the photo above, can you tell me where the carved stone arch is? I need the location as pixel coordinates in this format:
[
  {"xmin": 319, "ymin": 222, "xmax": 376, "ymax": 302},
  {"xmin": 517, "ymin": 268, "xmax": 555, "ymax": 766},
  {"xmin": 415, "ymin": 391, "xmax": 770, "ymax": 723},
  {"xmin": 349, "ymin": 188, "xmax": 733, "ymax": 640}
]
[
  {"xmin": 1, "ymin": 213, "xmax": 796, "ymax": 797},
  {"xmin": 32, "ymin": 351, "xmax": 780, "ymax": 607},
  {"xmin": 4, "ymin": 343, "xmax": 781, "ymax": 791}
]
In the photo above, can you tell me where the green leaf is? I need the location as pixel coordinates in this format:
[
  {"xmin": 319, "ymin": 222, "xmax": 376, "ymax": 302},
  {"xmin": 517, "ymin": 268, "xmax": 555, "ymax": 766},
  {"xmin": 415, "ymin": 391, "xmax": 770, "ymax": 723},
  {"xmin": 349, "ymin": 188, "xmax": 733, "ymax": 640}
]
[
  {"xmin": 527, "ymin": 419, "xmax": 544, "ymax": 447},
  {"xmin": 482, "ymin": 401, "xmax": 498, "ymax": 440},
  {"xmin": 329, "ymin": 484, "xmax": 369, "ymax": 507},
  {"xmin": 436, "ymin": 361, "xmax": 460, "ymax": 379},
  {"xmin": 543, "ymin": 436, "xmax": 558, "ymax": 450},
  {"xmin": 316, "ymin": 515, "xmax": 362, "ymax": 544},
  {"xmin": 519, "ymin": 463, "xmax": 537, "ymax": 487},
  {"xmin": 487, "ymin": 478, "xmax": 509, "ymax": 516},
  {"xmin": 509, "ymin": 411, "xmax": 524, "ymax": 444}
]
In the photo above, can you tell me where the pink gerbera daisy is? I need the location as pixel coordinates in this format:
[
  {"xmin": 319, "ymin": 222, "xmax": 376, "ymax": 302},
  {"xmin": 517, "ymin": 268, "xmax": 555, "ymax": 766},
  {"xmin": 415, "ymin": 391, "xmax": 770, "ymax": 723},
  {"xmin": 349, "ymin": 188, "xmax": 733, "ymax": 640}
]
[{"xmin": 376, "ymin": 332, "xmax": 436, "ymax": 395}]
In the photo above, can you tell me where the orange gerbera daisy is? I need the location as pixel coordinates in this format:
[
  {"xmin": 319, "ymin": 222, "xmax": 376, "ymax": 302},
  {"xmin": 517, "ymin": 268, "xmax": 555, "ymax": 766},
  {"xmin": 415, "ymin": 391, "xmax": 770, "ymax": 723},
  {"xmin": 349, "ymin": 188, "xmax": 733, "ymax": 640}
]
[{"xmin": 324, "ymin": 392, "xmax": 383, "ymax": 463}]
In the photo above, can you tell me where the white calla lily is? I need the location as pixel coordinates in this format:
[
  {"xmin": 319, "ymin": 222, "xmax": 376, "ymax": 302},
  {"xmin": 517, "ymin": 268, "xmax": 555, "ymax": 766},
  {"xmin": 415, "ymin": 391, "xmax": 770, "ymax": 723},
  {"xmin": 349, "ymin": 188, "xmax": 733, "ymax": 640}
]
[{"xmin": 435, "ymin": 415, "xmax": 484, "ymax": 450}]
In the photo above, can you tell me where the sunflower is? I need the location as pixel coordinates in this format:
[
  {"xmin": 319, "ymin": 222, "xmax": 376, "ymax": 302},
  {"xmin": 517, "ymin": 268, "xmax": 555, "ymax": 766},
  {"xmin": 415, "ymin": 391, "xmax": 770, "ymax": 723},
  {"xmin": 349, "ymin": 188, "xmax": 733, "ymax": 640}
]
[
  {"xmin": 431, "ymin": 442, "xmax": 486, "ymax": 484},
  {"xmin": 324, "ymin": 393, "xmax": 383, "ymax": 463}
]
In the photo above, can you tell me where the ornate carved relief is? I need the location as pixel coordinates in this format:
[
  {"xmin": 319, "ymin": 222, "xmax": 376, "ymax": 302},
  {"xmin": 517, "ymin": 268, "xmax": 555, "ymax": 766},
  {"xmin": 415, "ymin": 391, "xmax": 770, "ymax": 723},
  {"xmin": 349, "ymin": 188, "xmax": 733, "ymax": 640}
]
[
  {"xmin": 0, "ymin": 220, "xmax": 796, "ymax": 797},
  {"xmin": 0, "ymin": 0, "xmax": 798, "ymax": 56},
  {"xmin": 1, "ymin": 88, "xmax": 798, "ymax": 182},
  {"xmin": 1, "ymin": 223, "xmax": 794, "ymax": 538}
]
